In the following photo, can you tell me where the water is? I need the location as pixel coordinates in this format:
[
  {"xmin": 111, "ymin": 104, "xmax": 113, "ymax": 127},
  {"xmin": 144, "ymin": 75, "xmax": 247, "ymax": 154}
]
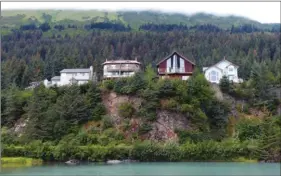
[{"xmin": 0, "ymin": 162, "xmax": 280, "ymax": 176}]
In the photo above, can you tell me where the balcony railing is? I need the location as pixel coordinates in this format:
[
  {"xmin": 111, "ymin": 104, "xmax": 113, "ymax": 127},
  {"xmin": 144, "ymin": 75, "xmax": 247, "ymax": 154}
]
[
  {"xmin": 158, "ymin": 67, "xmax": 189, "ymax": 74},
  {"xmin": 103, "ymin": 74, "xmax": 135, "ymax": 79},
  {"xmin": 106, "ymin": 67, "xmax": 140, "ymax": 72}
]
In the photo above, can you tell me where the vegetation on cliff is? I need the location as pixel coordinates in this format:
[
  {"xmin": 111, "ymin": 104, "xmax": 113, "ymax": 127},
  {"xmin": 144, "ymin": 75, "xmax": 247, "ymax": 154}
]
[
  {"xmin": 1, "ymin": 10, "xmax": 280, "ymax": 162},
  {"xmin": 1, "ymin": 66, "xmax": 280, "ymax": 162}
]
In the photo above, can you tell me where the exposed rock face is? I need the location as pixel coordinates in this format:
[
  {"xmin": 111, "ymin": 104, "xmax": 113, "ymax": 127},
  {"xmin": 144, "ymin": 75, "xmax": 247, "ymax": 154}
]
[
  {"xmin": 102, "ymin": 91, "xmax": 190, "ymax": 142},
  {"xmin": 102, "ymin": 91, "xmax": 142, "ymax": 126},
  {"xmin": 148, "ymin": 110, "xmax": 190, "ymax": 141},
  {"xmin": 13, "ymin": 118, "xmax": 29, "ymax": 137}
]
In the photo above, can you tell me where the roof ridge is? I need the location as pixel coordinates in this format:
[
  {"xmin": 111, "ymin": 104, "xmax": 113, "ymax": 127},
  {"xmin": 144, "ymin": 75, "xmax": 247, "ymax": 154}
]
[{"xmin": 156, "ymin": 51, "xmax": 195, "ymax": 66}]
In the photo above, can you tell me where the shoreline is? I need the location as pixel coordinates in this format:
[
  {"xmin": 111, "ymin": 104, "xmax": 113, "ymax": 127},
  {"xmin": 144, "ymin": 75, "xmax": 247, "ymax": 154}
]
[{"xmin": 4, "ymin": 157, "xmax": 280, "ymax": 167}]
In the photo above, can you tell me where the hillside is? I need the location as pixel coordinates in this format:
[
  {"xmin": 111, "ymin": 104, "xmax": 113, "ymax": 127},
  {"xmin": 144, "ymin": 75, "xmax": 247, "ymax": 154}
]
[
  {"xmin": 1, "ymin": 70, "xmax": 280, "ymax": 162},
  {"xmin": 1, "ymin": 9, "xmax": 280, "ymax": 163},
  {"xmin": 1, "ymin": 10, "xmax": 279, "ymax": 30}
]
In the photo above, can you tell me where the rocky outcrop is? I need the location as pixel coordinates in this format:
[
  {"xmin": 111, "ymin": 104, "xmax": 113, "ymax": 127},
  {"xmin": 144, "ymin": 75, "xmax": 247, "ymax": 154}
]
[
  {"xmin": 148, "ymin": 110, "xmax": 190, "ymax": 141},
  {"xmin": 102, "ymin": 91, "xmax": 190, "ymax": 142},
  {"xmin": 102, "ymin": 91, "xmax": 142, "ymax": 126},
  {"xmin": 13, "ymin": 118, "xmax": 29, "ymax": 137}
]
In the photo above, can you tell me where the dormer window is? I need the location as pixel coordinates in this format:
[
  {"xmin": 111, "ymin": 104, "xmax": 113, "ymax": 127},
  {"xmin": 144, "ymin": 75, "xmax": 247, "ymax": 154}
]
[{"xmin": 228, "ymin": 66, "xmax": 234, "ymax": 72}]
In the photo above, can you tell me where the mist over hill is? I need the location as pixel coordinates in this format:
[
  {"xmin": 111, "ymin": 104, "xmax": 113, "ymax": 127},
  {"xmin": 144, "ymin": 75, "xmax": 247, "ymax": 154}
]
[{"xmin": 1, "ymin": 10, "xmax": 279, "ymax": 30}]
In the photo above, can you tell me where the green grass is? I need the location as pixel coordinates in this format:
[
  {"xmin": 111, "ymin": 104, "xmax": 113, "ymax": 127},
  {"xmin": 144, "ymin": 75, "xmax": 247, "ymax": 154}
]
[
  {"xmin": 2, "ymin": 10, "xmax": 119, "ymax": 22},
  {"xmin": 232, "ymin": 157, "xmax": 258, "ymax": 163},
  {"xmin": 1, "ymin": 157, "xmax": 43, "ymax": 168}
]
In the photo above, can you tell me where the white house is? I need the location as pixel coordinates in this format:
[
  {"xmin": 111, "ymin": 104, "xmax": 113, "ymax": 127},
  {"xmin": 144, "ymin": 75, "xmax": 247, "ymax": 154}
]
[
  {"xmin": 44, "ymin": 66, "xmax": 95, "ymax": 87},
  {"xmin": 203, "ymin": 57, "xmax": 243, "ymax": 84}
]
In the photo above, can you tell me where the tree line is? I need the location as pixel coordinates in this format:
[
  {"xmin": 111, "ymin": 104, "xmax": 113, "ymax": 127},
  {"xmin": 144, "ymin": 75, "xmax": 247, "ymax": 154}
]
[{"xmin": 1, "ymin": 27, "xmax": 280, "ymax": 90}]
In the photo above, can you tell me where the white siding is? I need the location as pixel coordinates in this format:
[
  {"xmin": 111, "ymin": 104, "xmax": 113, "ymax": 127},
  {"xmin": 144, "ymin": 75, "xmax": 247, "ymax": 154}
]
[
  {"xmin": 180, "ymin": 58, "xmax": 185, "ymax": 73},
  {"xmin": 204, "ymin": 67, "xmax": 223, "ymax": 84},
  {"xmin": 203, "ymin": 60, "xmax": 241, "ymax": 84}
]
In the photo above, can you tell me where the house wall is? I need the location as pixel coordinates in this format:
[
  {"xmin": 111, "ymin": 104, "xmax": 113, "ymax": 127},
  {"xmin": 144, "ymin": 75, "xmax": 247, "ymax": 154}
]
[
  {"xmin": 204, "ymin": 60, "xmax": 241, "ymax": 84},
  {"xmin": 204, "ymin": 67, "xmax": 223, "ymax": 84},
  {"xmin": 51, "ymin": 80, "xmax": 60, "ymax": 86},
  {"xmin": 60, "ymin": 72, "xmax": 90, "ymax": 85},
  {"xmin": 103, "ymin": 63, "xmax": 140, "ymax": 78},
  {"xmin": 159, "ymin": 74, "xmax": 191, "ymax": 81},
  {"xmin": 158, "ymin": 53, "xmax": 194, "ymax": 74}
]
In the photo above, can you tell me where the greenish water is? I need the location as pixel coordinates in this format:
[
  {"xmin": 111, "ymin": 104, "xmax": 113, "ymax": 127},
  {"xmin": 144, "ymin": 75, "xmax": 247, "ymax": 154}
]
[{"xmin": 0, "ymin": 162, "xmax": 280, "ymax": 176}]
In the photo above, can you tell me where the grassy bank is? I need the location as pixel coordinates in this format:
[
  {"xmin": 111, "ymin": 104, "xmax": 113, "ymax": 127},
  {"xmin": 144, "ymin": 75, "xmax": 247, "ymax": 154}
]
[
  {"xmin": 1, "ymin": 157, "xmax": 43, "ymax": 168},
  {"xmin": 232, "ymin": 157, "xmax": 258, "ymax": 163},
  {"xmin": 1, "ymin": 139, "xmax": 260, "ymax": 162}
]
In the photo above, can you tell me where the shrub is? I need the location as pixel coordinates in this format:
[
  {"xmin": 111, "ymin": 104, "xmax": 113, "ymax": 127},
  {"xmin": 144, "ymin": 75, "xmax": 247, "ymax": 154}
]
[
  {"xmin": 161, "ymin": 99, "xmax": 178, "ymax": 110},
  {"xmin": 138, "ymin": 123, "xmax": 152, "ymax": 135},
  {"xmin": 236, "ymin": 118, "xmax": 262, "ymax": 141},
  {"xmin": 180, "ymin": 104, "xmax": 194, "ymax": 113},
  {"xmin": 156, "ymin": 79, "xmax": 176, "ymax": 98},
  {"xmin": 175, "ymin": 130, "xmax": 211, "ymax": 144},
  {"xmin": 92, "ymin": 103, "xmax": 107, "ymax": 121},
  {"xmin": 219, "ymin": 75, "xmax": 230, "ymax": 93},
  {"xmin": 102, "ymin": 115, "xmax": 114, "ymax": 130},
  {"xmin": 113, "ymin": 78, "xmax": 128, "ymax": 94},
  {"xmin": 103, "ymin": 80, "xmax": 115, "ymax": 90},
  {"xmin": 118, "ymin": 102, "xmax": 135, "ymax": 118}
]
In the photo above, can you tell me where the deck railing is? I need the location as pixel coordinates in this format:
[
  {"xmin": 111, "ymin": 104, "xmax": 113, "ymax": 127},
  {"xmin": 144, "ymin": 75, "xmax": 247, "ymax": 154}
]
[{"xmin": 158, "ymin": 67, "xmax": 188, "ymax": 74}]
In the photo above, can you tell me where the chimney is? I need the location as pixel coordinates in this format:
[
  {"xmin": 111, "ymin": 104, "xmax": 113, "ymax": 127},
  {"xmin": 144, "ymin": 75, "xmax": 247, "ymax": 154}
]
[
  {"xmin": 135, "ymin": 57, "xmax": 137, "ymax": 61},
  {"xmin": 223, "ymin": 56, "xmax": 226, "ymax": 60}
]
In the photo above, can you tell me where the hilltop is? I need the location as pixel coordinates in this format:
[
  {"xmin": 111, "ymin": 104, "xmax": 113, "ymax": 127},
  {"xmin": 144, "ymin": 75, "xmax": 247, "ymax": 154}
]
[{"xmin": 1, "ymin": 10, "xmax": 279, "ymax": 30}]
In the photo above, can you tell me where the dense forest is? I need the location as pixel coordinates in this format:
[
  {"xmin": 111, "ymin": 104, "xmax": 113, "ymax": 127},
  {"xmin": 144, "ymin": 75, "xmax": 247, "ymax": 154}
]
[
  {"xmin": 1, "ymin": 10, "xmax": 281, "ymax": 163},
  {"xmin": 1, "ymin": 24, "xmax": 280, "ymax": 89}
]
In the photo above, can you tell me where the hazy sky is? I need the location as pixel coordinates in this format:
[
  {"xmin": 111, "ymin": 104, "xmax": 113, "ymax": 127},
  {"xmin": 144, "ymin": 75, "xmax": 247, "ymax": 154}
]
[{"xmin": 2, "ymin": 2, "xmax": 280, "ymax": 23}]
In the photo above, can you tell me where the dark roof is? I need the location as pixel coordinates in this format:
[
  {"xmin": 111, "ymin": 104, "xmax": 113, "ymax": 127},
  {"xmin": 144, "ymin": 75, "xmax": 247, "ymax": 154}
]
[
  {"xmin": 156, "ymin": 50, "xmax": 196, "ymax": 66},
  {"xmin": 60, "ymin": 68, "xmax": 90, "ymax": 73}
]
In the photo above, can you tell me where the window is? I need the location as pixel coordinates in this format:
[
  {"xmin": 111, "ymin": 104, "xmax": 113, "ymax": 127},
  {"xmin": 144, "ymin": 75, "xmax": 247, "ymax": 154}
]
[
  {"xmin": 81, "ymin": 73, "xmax": 85, "ymax": 76},
  {"xmin": 229, "ymin": 66, "xmax": 234, "ymax": 72},
  {"xmin": 210, "ymin": 70, "xmax": 218, "ymax": 82}
]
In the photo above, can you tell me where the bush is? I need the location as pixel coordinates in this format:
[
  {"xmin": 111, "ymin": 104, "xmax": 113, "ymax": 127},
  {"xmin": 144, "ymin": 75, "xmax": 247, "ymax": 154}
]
[
  {"xmin": 161, "ymin": 99, "xmax": 178, "ymax": 111},
  {"xmin": 219, "ymin": 75, "xmax": 230, "ymax": 93},
  {"xmin": 92, "ymin": 103, "xmax": 107, "ymax": 121},
  {"xmin": 138, "ymin": 124, "xmax": 152, "ymax": 135},
  {"xmin": 102, "ymin": 115, "xmax": 114, "ymax": 130},
  {"xmin": 236, "ymin": 118, "xmax": 262, "ymax": 141},
  {"xmin": 175, "ymin": 130, "xmax": 211, "ymax": 144},
  {"xmin": 113, "ymin": 78, "xmax": 128, "ymax": 94},
  {"xmin": 103, "ymin": 80, "xmax": 114, "ymax": 90},
  {"xmin": 118, "ymin": 102, "xmax": 135, "ymax": 118}
]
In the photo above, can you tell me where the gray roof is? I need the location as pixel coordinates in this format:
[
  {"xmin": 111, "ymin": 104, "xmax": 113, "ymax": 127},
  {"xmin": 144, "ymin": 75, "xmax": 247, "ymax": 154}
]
[
  {"xmin": 60, "ymin": 68, "xmax": 90, "ymax": 73},
  {"xmin": 102, "ymin": 60, "xmax": 141, "ymax": 65},
  {"xmin": 51, "ymin": 76, "xmax": 61, "ymax": 80}
]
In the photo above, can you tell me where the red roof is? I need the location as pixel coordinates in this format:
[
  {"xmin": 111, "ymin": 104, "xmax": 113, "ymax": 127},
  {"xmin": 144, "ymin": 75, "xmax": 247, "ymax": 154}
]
[{"xmin": 156, "ymin": 50, "xmax": 196, "ymax": 66}]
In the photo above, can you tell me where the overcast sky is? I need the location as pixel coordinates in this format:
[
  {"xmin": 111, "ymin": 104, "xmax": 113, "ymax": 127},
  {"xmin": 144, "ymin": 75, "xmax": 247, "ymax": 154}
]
[{"xmin": 1, "ymin": 2, "xmax": 280, "ymax": 23}]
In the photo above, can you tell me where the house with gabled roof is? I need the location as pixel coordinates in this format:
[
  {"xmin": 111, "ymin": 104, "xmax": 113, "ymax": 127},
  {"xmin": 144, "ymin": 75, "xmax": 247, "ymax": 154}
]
[
  {"xmin": 203, "ymin": 57, "xmax": 243, "ymax": 84},
  {"xmin": 43, "ymin": 66, "xmax": 95, "ymax": 87},
  {"xmin": 156, "ymin": 50, "xmax": 196, "ymax": 80}
]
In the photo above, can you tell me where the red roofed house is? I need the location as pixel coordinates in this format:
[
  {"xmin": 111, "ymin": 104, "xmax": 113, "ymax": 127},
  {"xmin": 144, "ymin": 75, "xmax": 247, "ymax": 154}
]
[{"xmin": 156, "ymin": 51, "xmax": 195, "ymax": 80}]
